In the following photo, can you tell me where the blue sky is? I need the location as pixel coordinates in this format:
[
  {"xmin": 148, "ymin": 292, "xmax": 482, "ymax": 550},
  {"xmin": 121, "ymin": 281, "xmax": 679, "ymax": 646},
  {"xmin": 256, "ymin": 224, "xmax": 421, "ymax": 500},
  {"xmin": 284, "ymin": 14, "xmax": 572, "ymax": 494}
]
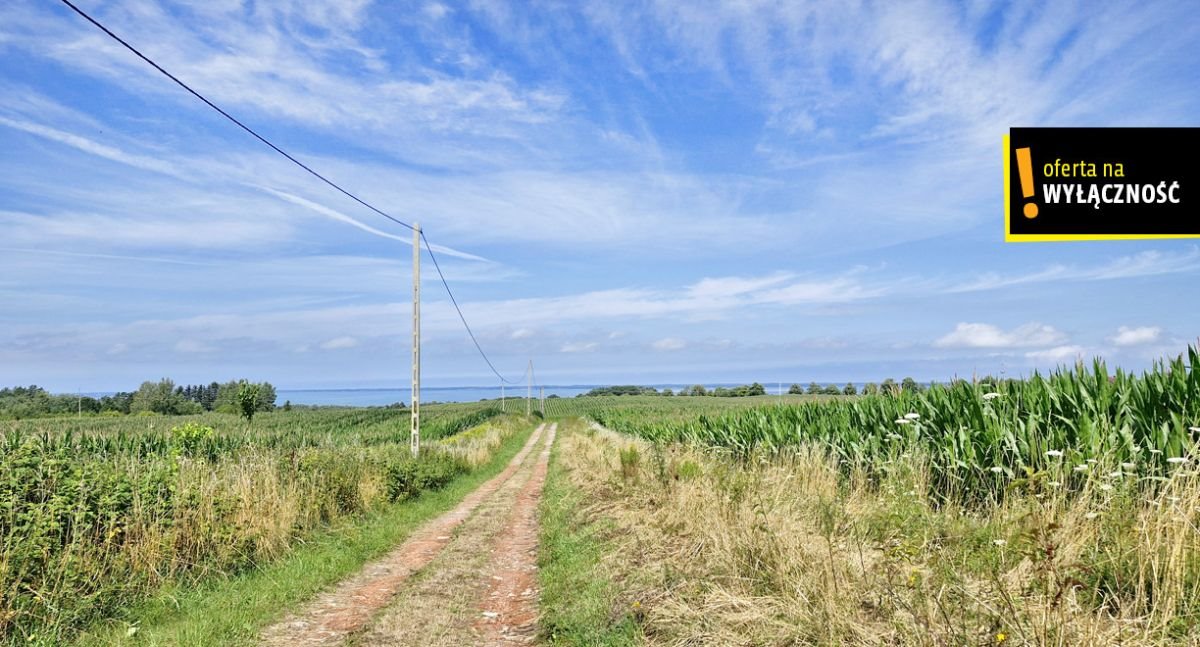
[{"xmin": 1, "ymin": 0, "xmax": 1198, "ymax": 391}]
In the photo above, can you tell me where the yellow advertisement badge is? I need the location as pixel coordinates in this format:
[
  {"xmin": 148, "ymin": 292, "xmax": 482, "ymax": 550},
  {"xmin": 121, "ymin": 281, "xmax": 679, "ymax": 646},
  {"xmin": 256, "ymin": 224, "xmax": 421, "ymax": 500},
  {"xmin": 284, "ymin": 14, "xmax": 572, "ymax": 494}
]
[{"xmin": 1004, "ymin": 128, "xmax": 1198, "ymax": 242}]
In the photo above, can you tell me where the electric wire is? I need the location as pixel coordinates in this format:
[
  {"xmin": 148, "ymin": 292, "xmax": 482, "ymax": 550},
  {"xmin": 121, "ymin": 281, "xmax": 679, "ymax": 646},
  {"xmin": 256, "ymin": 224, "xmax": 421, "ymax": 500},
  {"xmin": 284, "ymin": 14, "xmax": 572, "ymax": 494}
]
[{"xmin": 57, "ymin": 0, "xmax": 528, "ymax": 385}]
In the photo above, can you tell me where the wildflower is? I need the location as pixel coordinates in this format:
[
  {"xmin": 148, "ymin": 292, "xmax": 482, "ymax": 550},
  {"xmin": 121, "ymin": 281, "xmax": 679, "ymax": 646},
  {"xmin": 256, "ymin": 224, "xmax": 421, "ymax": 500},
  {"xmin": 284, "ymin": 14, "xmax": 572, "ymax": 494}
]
[
  {"xmin": 1190, "ymin": 426, "xmax": 1200, "ymax": 433},
  {"xmin": 1167, "ymin": 457, "xmax": 1189, "ymax": 465},
  {"xmin": 1047, "ymin": 481, "xmax": 1061, "ymax": 487},
  {"xmin": 1099, "ymin": 484, "xmax": 1114, "ymax": 491},
  {"xmin": 887, "ymin": 433, "xmax": 902, "ymax": 440},
  {"xmin": 1121, "ymin": 462, "xmax": 1136, "ymax": 470},
  {"xmin": 1087, "ymin": 459, "xmax": 1097, "ymax": 464},
  {"xmin": 894, "ymin": 418, "xmax": 910, "ymax": 425},
  {"xmin": 996, "ymin": 632, "xmax": 1008, "ymax": 644},
  {"xmin": 1108, "ymin": 471, "xmax": 1123, "ymax": 479},
  {"xmin": 1149, "ymin": 449, "xmax": 1163, "ymax": 455},
  {"xmin": 1073, "ymin": 465, "xmax": 1089, "ymax": 472},
  {"xmin": 904, "ymin": 412, "xmax": 920, "ymax": 420},
  {"xmin": 983, "ymin": 392, "xmax": 1002, "ymax": 400},
  {"xmin": 993, "ymin": 539, "xmax": 1007, "ymax": 546},
  {"xmin": 1045, "ymin": 450, "xmax": 1064, "ymax": 458},
  {"xmin": 990, "ymin": 466, "xmax": 1005, "ymax": 474},
  {"xmin": 1084, "ymin": 512, "xmax": 1100, "ymax": 520}
]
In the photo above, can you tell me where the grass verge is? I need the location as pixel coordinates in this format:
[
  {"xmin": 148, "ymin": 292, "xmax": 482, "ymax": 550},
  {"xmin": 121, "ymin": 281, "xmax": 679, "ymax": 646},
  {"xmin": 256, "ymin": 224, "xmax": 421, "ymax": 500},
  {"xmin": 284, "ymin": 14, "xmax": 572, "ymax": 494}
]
[
  {"xmin": 538, "ymin": 420, "xmax": 641, "ymax": 646},
  {"xmin": 74, "ymin": 419, "xmax": 536, "ymax": 647}
]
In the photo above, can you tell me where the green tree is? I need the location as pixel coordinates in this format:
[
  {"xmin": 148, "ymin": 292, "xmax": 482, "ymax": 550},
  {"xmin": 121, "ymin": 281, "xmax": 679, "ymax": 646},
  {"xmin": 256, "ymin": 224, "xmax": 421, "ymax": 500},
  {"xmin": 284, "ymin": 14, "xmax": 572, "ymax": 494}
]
[
  {"xmin": 880, "ymin": 378, "xmax": 898, "ymax": 395},
  {"xmin": 237, "ymin": 382, "xmax": 261, "ymax": 422},
  {"xmin": 862, "ymin": 382, "xmax": 879, "ymax": 395},
  {"xmin": 662, "ymin": 388, "xmax": 674, "ymax": 396},
  {"xmin": 130, "ymin": 379, "xmax": 185, "ymax": 415},
  {"xmin": 688, "ymin": 384, "xmax": 707, "ymax": 396},
  {"xmin": 747, "ymin": 382, "xmax": 766, "ymax": 396},
  {"xmin": 787, "ymin": 383, "xmax": 803, "ymax": 395},
  {"xmin": 807, "ymin": 381, "xmax": 821, "ymax": 395},
  {"xmin": 843, "ymin": 382, "xmax": 858, "ymax": 396},
  {"xmin": 901, "ymin": 377, "xmax": 921, "ymax": 393}
]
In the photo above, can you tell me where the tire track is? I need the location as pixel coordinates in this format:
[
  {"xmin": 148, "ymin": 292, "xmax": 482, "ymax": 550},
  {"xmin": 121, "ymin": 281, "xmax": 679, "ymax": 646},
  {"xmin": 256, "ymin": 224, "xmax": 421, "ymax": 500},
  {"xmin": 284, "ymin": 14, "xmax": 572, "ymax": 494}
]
[
  {"xmin": 260, "ymin": 423, "xmax": 547, "ymax": 647},
  {"xmin": 473, "ymin": 422, "xmax": 558, "ymax": 645}
]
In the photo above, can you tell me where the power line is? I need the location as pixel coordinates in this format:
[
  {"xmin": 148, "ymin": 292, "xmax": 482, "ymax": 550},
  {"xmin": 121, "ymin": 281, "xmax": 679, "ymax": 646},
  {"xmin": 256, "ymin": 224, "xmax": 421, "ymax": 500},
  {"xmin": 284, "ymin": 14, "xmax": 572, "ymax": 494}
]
[
  {"xmin": 420, "ymin": 232, "xmax": 523, "ymax": 384},
  {"xmin": 57, "ymin": 0, "xmax": 526, "ymax": 385},
  {"xmin": 57, "ymin": 0, "xmax": 413, "ymax": 233}
]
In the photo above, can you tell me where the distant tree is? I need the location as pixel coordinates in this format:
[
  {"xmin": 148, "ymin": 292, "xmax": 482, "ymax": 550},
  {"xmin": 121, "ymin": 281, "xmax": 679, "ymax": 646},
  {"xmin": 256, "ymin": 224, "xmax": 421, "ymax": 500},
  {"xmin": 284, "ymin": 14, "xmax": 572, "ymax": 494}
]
[
  {"xmin": 901, "ymin": 377, "xmax": 921, "ymax": 393},
  {"xmin": 842, "ymin": 382, "xmax": 857, "ymax": 396},
  {"xmin": 862, "ymin": 383, "xmax": 879, "ymax": 396},
  {"xmin": 787, "ymin": 383, "xmax": 803, "ymax": 395},
  {"xmin": 282, "ymin": 400, "xmax": 293, "ymax": 412},
  {"xmin": 688, "ymin": 384, "xmax": 707, "ymax": 396},
  {"xmin": 807, "ymin": 381, "xmax": 821, "ymax": 395},
  {"xmin": 881, "ymin": 378, "xmax": 898, "ymax": 395},
  {"xmin": 821, "ymin": 385, "xmax": 841, "ymax": 395},
  {"xmin": 131, "ymin": 379, "xmax": 186, "ymax": 415},
  {"xmin": 747, "ymin": 382, "xmax": 766, "ymax": 396},
  {"xmin": 713, "ymin": 387, "xmax": 732, "ymax": 397},
  {"xmin": 662, "ymin": 388, "xmax": 674, "ymax": 397},
  {"xmin": 237, "ymin": 382, "xmax": 261, "ymax": 422}
]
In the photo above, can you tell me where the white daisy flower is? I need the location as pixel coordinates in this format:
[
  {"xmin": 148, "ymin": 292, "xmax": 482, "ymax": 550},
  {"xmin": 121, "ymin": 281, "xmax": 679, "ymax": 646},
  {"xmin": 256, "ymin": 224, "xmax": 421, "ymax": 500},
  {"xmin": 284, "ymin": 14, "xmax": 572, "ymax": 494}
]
[
  {"xmin": 904, "ymin": 413, "xmax": 920, "ymax": 420},
  {"xmin": 993, "ymin": 539, "xmax": 1007, "ymax": 546},
  {"xmin": 982, "ymin": 392, "xmax": 1002, "ymax": 400},
  {"xmin": 1084, "ymin": 512, "xmax": 1100, "ymax": 520},
  {"xmin": 1167, "ymin": 457, "xmax": 1189, "ymax": 465},
  {"xmin": 1121, "ymin": 462, "xmax": 1136, "ymax": 470},
  {"xmin": 1073, "ymin": 465, "xmax": 1089, "ymax": 472},
  {"xmin": 895, "ymin": 419, "xmax": 910, "ymax": 425},
  {"xmin": 1045, "ymin": 450, "xmax": 1064, "ymax": 458},
  {"xmin": 990, "ymin": 466, "xmax": 1004, "ymax": 474}
]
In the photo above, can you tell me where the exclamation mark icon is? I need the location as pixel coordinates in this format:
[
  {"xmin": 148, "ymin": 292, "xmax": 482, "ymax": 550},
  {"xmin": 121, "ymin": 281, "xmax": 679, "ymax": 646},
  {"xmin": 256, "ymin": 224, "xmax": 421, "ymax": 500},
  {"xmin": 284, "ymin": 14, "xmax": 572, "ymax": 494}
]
[{"xmin": 1015, "ymin": 147, "xmax": 1038, "ymax": 219}]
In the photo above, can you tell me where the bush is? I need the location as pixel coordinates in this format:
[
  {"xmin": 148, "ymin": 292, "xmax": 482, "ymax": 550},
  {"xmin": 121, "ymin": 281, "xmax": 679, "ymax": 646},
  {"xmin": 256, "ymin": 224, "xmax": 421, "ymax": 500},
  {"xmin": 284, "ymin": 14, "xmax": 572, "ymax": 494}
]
[{"xmin": 385, "ymin": 451, "xmax": 469, "ymax": 501}]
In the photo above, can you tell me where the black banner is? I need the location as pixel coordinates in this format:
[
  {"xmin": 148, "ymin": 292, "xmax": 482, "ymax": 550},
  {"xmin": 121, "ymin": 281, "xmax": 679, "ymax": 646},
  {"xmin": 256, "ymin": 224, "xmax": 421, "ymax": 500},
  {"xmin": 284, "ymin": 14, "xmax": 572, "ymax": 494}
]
[{"xmin": 1006, "ymin": 127, "xmax": 1199, "ymax": 240}]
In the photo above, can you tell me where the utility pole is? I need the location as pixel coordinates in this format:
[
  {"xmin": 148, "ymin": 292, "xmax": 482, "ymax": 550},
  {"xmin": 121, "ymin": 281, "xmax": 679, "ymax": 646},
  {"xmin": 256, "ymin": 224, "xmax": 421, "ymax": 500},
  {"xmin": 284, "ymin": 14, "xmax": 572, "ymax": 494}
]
[
  {"xmin": 526, "ymin": 359, "xmax": 532, "ymax": 417},
  {"xmin": 411, "ymin": 222, "xmax": 421, "ymax": 458}
]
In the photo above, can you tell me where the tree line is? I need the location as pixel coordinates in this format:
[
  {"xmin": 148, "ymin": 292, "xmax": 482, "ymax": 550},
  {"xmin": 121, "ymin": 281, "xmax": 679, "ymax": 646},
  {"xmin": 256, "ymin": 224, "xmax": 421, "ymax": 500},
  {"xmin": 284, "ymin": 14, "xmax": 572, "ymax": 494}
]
[
  {"xmin": 583, "ymin": 378, "xmax": 929, "ymax": 398},
  {"xmin": 0, "ymin": 379, "xmax": 277, "ymax": 420}
]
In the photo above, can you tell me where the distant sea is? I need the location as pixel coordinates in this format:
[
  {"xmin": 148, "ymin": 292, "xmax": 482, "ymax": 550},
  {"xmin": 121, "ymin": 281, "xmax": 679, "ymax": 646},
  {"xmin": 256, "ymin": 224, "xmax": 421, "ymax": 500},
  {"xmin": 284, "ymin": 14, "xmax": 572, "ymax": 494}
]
[
  {"xmin": 276, "ymin": 386, "xmax": 595, "ymax": 406},
  {"xmin": 275, "ymin": 384, "xmax": 798, "ymax": 406}
]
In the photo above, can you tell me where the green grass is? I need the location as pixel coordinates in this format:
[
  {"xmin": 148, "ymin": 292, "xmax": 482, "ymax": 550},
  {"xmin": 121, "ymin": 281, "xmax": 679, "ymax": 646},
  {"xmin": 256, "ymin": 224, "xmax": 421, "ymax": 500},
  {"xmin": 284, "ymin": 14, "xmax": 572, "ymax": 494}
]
[
  {"xmin": 538, "ymin": 423, "xmax": 641, "ymax": 646},
  {"xmin": 73, "ymin": 421, "xmax": 536, "ymax": 647}
]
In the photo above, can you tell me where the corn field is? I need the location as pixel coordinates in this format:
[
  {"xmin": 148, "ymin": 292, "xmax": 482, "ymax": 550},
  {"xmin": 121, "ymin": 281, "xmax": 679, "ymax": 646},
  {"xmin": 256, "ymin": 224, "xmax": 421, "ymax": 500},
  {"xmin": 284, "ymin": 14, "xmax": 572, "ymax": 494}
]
[
  {"xmin": 0, "ymin": 403, "xmax": 501, "ymax": 644},
  {"xmin": 572, "ymin": 347, "xmax": 1200, "ymax": 502}
]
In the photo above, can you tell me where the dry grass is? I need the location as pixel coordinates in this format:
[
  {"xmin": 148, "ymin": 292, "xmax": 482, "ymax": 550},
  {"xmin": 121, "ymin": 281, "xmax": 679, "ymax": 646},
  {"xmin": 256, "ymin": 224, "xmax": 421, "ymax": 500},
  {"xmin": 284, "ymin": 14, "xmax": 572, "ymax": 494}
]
[{"xmin": 554, "ymin": 422, "xmax": 1200, "ymax": 646}]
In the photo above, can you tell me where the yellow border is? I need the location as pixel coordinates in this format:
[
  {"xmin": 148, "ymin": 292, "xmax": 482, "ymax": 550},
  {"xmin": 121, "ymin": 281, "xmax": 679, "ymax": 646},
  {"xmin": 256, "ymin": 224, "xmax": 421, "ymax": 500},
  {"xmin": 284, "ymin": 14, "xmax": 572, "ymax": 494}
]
[{"xmin": 1002, "ymin": 134, "xmax": 1200, "ymax": 242}]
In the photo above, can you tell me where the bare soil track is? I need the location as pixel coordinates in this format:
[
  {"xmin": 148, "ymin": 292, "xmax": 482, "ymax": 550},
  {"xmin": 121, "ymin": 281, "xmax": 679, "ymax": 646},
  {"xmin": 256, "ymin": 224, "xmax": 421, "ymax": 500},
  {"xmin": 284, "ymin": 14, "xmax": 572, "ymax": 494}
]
[{"xmin": 260, "ymin": 421, "xmax": 557, "ymax": 647}]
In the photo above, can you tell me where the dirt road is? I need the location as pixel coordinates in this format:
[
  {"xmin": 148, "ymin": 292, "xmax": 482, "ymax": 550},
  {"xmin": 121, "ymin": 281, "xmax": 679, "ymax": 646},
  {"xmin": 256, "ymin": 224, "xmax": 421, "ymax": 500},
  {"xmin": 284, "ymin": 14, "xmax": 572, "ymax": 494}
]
[{"xmin": 260, "ymin": 421, "xmax": 557, "ymax": 647}]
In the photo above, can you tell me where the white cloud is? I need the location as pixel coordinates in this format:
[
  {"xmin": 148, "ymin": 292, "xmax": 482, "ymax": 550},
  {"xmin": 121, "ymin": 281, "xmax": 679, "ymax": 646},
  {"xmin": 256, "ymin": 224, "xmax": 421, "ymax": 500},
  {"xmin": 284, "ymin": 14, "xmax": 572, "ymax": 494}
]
[
  {"xmin": 174, "ymin": 339, "xmax": 214, "ymax": 353},
  {"xmin": 560, "ymin": 341, "xmax": 597, "ymax": 353},
  {"xmin": 950, "ymin": 249, "xmax": 1200, "ymax": 293},
  {"xmin": 320, "ymin": 336, "xmax": 359, "ymax": 350},
  {"xmin": 510, "ymin": 328, "xmax": 534, "ymax": 340},
  {"xmin": 1110, "ymin": 326, "xmax": 1162, "ymax": 347},
  {"xmin": 934, "ymin": 322, "xmax": 1066, "ymax": 349},
  {"xmin": 0, "ymin": 115, "xmax": 179, "ymax": 176},
  {"xmin": 1025, "ymin": 345, "xmax": 1087, "ymax": 363},
  {"xmin": 652, "ymin": 337, "xmax": 686, "ymax": 351}
]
